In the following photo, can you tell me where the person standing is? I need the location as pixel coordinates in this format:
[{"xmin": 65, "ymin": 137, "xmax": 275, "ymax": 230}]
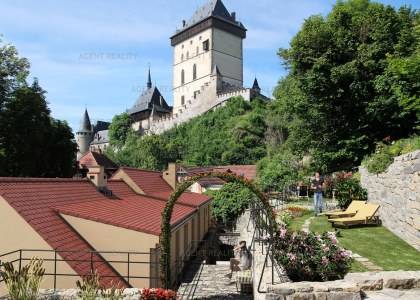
[{"xmin": 311, "ymin": 172, "xmax": 325, "ymax": 216}]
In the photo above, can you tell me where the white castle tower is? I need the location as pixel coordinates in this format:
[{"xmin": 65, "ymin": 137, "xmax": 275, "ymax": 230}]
[{"xmin": 170, "ymin": 0, "xmax": 246, "ymax": 113}]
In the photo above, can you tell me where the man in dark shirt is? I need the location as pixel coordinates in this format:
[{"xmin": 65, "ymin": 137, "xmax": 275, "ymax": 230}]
[{"xmin": 311, "ymin": 172, "xmax": 325, "ymax": 216}]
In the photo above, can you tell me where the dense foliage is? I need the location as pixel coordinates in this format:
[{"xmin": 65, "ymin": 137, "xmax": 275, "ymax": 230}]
[
  {"xmin": 205, "ymin": 182, "xmax": 253, "ymax": 224},
  {"xmin": 363, "ymin": 135, "xmax": 420, "ymax": 174},
  {"xmin": 0, "ymin": 38, "xmax": 77, "ymax": 177},
  {"xmin": 334, "ymin": 172, "xmax": 367, "ymax": 209},
  {"xmin": 105, "ymin": 96, "xmax": 268, "ymax": 170},
  {"xmin": 108, "ymin": 112, "xmax": 134, "ymax": 149},
  {"xmin": 274, "ymin": 228, "xmax": 354, "ymax": 282},
  {"xmin": 273, "ymin": 0, "xmax": 419, "ymax": 172}
]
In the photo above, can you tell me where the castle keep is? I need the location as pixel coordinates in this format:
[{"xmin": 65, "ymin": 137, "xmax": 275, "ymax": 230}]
[{"xmin": 76, "ymin": 0, "xmax": 265, "ymax": 158}]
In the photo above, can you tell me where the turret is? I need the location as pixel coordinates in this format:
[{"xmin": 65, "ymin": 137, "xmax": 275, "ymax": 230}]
[
  {"xmin": 76, "ymin": 108, "xmax": 93, "ymax": 160},
  {"xmin": 252, "ymin": 77, "xmax": 261, "ymax": 95},
  {"xmin": 211, "ymin": 65, "xmax": 223, "ymax": 93}
]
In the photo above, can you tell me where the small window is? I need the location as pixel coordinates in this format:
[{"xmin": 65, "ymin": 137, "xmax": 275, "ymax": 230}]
[
  {"xmin": 203, "ymin": 39, "xmax": 209, "ymax": 51},
  {"xmin": 182, "ymin": 44, "xmax": 184, "ymax": 49},
  {"xmin": 190, "ymin": 40, "xmax": 193, "ymax": 44},
  {"xmin": 186, "ymin": 51, "xmax": 189, "ymax": 59},
  {"xmin": 181, "ymin": 54, "xmax": 184, "ymax": 61},
  {"xmin": 89, "ymin": 175, "xmax": 95, "ymax": 180},
  {"xmin": 193, "ymin": 64, "xmax": 197, "ymax": 80},
  {"xmin": 196, "ymin": 47, "xmax": 199, "ymax": 56},
  {"xmin": 181, "ymin": 96, "xmax": 185, "ymax": 105},
  {"xmin": 181, "ymin": 69, "xmax": 185, "ymax": 85},
  {"xmin": 199, "ymin": 36, "xmax": 202, "ymax": 40}
]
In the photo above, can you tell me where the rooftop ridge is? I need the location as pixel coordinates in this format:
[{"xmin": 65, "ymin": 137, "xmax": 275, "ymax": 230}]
[
  {"xmin": 0, "ymin": 177, "xmax": 89, "ymax": 183},
  {"xmin": 119, "ymin": 166, "xmax": 163, "ymax": 174}
]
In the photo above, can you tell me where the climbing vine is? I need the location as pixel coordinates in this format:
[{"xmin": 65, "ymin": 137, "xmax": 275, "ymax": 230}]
[{"xmin": 159, "ymin": 172, "xmax": 277, "ymax": 288}]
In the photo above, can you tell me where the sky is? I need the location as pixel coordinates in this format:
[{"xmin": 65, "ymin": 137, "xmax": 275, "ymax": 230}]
[{"xmin": 1, "ymin": 0, "xmax": 418, "ymax": 134}]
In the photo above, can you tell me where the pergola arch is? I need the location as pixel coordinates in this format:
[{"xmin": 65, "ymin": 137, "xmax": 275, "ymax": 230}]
[{"xmin": 160, "ymin": 172, "xmax": 277, "ymax": 288}]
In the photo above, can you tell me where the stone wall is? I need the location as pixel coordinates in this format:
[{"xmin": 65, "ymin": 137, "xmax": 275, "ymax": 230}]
[{"xmin": 360, "ymin": 150, "xmax": 420, "ymax": 250}]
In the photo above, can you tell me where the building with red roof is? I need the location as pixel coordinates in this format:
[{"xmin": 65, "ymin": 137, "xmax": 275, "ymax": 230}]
[
  {"xmin": 78, "ymin": 150, "xmax": 119, "ymax": 178},
  {"xmin": 176, "ymin": 164, "xmax": 257, "ymax": 193},
  {"xmin": 0, "ymin": 165, "xmax": 212, "ymax": 294}
]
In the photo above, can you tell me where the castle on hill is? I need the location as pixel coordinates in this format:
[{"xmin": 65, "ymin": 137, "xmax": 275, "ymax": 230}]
[{"xmin": 76, "ymin": 0, "xmax": 266, "ymax": 159}]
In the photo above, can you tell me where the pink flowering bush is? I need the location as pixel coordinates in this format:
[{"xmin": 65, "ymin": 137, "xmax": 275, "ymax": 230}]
[{"xmin": 273, "ymin": 228, "xmax": 353, "ymax": 281}]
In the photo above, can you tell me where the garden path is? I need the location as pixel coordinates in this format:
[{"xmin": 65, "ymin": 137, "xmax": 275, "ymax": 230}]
[{"xmin": 176, "ymin": 261, "xmax": 253, "ymax": 299}]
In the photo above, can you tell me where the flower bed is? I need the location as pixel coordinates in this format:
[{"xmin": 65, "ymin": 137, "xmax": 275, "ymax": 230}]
[{"xmin": 273, "ymin": 228, "xmax": 353, "ymax": 282}]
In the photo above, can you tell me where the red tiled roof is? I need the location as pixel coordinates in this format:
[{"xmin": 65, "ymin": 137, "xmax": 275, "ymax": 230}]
[
  {"xmin": 107, "ymin": 180, "xmax": 138, "ymax": 199},
  {"xmin": 53, "ymin": 195, "xmax": 196, "ymax": 236},
  {"xmin": 78, "ymin": 151, "xmax": 119, "ymax": 170},
  {"xmin": 152, "ymin": 191, "xmax": 212, "ymax": 208},
  {"xmin": 0, "ymin": 178, "xmax": 126, "ymax": 287},
  {"xmin": 112, "ymin": 167, "xmax": 173, "ymax": 196},
  {"xmin": 179, "ymin": 164, "xmax": 257, "ymax": 186}
]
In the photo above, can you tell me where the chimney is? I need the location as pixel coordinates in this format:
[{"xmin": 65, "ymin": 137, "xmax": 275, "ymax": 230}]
[
  {"xmin": 163, "ymin": 163, "xmax": 177, "ymax": 190},
  {"xmin": 182, "ymin": 20, "xmax": 186, "ymax": 27},
  {"xmin": 231, "ymin": 12, "xmax": 236, "ymax": 21},
  {"xmin": 87, "ymin": 165, "xmax": 107, "ymax": 191}
]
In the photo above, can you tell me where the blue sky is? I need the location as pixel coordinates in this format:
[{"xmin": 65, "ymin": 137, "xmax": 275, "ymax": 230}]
[{"xmin": 1, "ymin": 0, "xmax": 418, "ymax": 134}]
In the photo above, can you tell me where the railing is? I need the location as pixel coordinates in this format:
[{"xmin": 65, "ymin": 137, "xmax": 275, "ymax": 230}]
[
  {"xmin": 0, "ymin": 249, "xmax": 166, "ymax": 289},
  {"xmin": 247, "ymin": 200, "xmax": 286, "ymax": 293}
]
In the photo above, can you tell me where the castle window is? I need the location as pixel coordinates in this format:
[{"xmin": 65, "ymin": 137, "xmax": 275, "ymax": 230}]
[
  {"xmin": 186, "ymin": 51, "xmax": 189, "ymax": 59},
  {"xmin": 181, "ymin": 96, "xmax": 185, "ymax": 105},
  {"xmin": 196, "ymin": 47, "xmax": 199, "ymax": 56},
  {"xmin": 182, "ymin": 44, "xmax": 184, "ymax": 49},
  {"xmin": 190, "ymin": 40, "xmax": 193, "ymax": 44},
  {"xmin": 181, "ymin": 69, "xmax": 185, "ymax": 85},
  {"xmin": 203, "ymin": 39, "xmax": 209, "ymax": 51},
  {"xmin": 199, "ymin": 36, "xmax": 202, "ymax": 40},
  {"xmin": 181, "ymin": 54, "xmax": 184, "ymax": 62},
  {"xmin": 193, "ymin": 64, "xmax": 197, "ymax": 80}
]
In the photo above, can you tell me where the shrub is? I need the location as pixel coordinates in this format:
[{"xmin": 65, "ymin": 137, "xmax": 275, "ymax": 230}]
[
  {"xmin": 363, "ymin": 135, "xmax": 420, "ymax": 174},
  {"xmin": 0, "ymin": 257, "xmax": 45, "ymax": 300},
  {"xmin": 76, "ymin": 270, "xmax": 124, "ymax": 300},
  {"xmin": 205, "ymin": 182, "xmax": 253, "ymax": 224},
  {"xmin": 140, "ymin": 288, "xmax": 177, "ymax": 300},
  {"xmin": 273, "ymin": 228, "xmax": 353, "ymax": 282},
  {"xmin": 334, "ymin": 172, "xmax": 367, "ymax": 209}
]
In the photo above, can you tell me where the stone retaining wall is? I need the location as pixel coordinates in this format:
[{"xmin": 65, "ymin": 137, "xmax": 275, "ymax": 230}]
[
  {"xmin": 360, "ymin": 150, "xmax": 420, "ymax": 250},
  {"xmin": 266, "ymin": 271, "xmax": 420, "ymax": 300}
]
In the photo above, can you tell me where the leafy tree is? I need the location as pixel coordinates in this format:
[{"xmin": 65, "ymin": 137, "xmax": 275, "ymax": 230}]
[
  {"xmin": 108, "ymin": 113, "xmax": 134, "ymax": 149},
  {"xmin": 275, "ymin": 0, "xmax": 419, "ymax": 172},
  {"xmin": 205, "ymin": 182, "xmax": 253, "ymax": 224},
  {"xmin": 0, "ymin": 38, "xmax": 77, "ymax": 177}
]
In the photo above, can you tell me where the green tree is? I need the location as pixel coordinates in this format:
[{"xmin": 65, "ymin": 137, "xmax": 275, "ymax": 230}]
[
  {"xmin": 108, "ymin": 113, "xmax": 134, "ymax": 149},
  {"xmin": 205, "ymin": 182, "xmax": 253, "ymax": 224},
  {"xmin": 275, "ymin": 0, "xmax": 419, "ymax": 172},
  {"xmin": 0, "ymin": 38, "xmax": 77, "ymax": 177}
]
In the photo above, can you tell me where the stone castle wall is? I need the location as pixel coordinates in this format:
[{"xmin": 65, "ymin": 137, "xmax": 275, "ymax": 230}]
[
  {"xmin": 148, "ymin": 84, "xmax": 251, "ymax": 135},
  {"xmin": 360, "ymin": 150, "xmax": 420, "ymax": 250}
]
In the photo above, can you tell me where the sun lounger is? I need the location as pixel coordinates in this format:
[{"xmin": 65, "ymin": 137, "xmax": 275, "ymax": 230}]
[
  {"xmin": 328, "ymin": 204, "xmax": 381, "ymax": 228},
  {"xmin": 321, "ymin": 200, "xmax": 366, "ymax": 218}
]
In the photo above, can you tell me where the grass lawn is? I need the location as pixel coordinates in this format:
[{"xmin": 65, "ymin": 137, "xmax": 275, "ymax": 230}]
[
  {"xmin": 288, "ymin": 212, "xmax": 314, "ymax": 231},
  {"xmin": 310, "ymin": 216, "xmax": 420, "ymax": 271}
]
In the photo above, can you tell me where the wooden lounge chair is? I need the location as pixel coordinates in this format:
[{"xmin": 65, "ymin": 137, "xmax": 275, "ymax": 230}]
[
  {"xmin": 321, "ymin": 200, "xmax": 366, "ymax": 219},
  {"xmin": 328, "ymin": 204, "xmax": 381, "ymax": 228}
]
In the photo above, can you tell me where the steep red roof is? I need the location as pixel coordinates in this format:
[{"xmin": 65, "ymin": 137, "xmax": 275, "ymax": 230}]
[
  {"xmin": 53, "ymin": 195, "xmax": 196, "ymax": 236},
  {"xmin": 107, "ymin": 179, "xmax": 138, "ymax": 199},
  {"xmin": 78, "ymin": 151, "xmax": 119, "ymax": 171},
  {"xmin": 112, "ymin": 167, "xmax": 173, "ymax": 196},
  {"xmin": 0, "ymin": 178, "xmax": 126, "ymax": 287}
]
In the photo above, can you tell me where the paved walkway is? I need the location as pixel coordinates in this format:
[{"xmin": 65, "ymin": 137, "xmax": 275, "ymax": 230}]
[{"xmin": 177, "ymin": 261, "xmax": 253, "ymax": 300}]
